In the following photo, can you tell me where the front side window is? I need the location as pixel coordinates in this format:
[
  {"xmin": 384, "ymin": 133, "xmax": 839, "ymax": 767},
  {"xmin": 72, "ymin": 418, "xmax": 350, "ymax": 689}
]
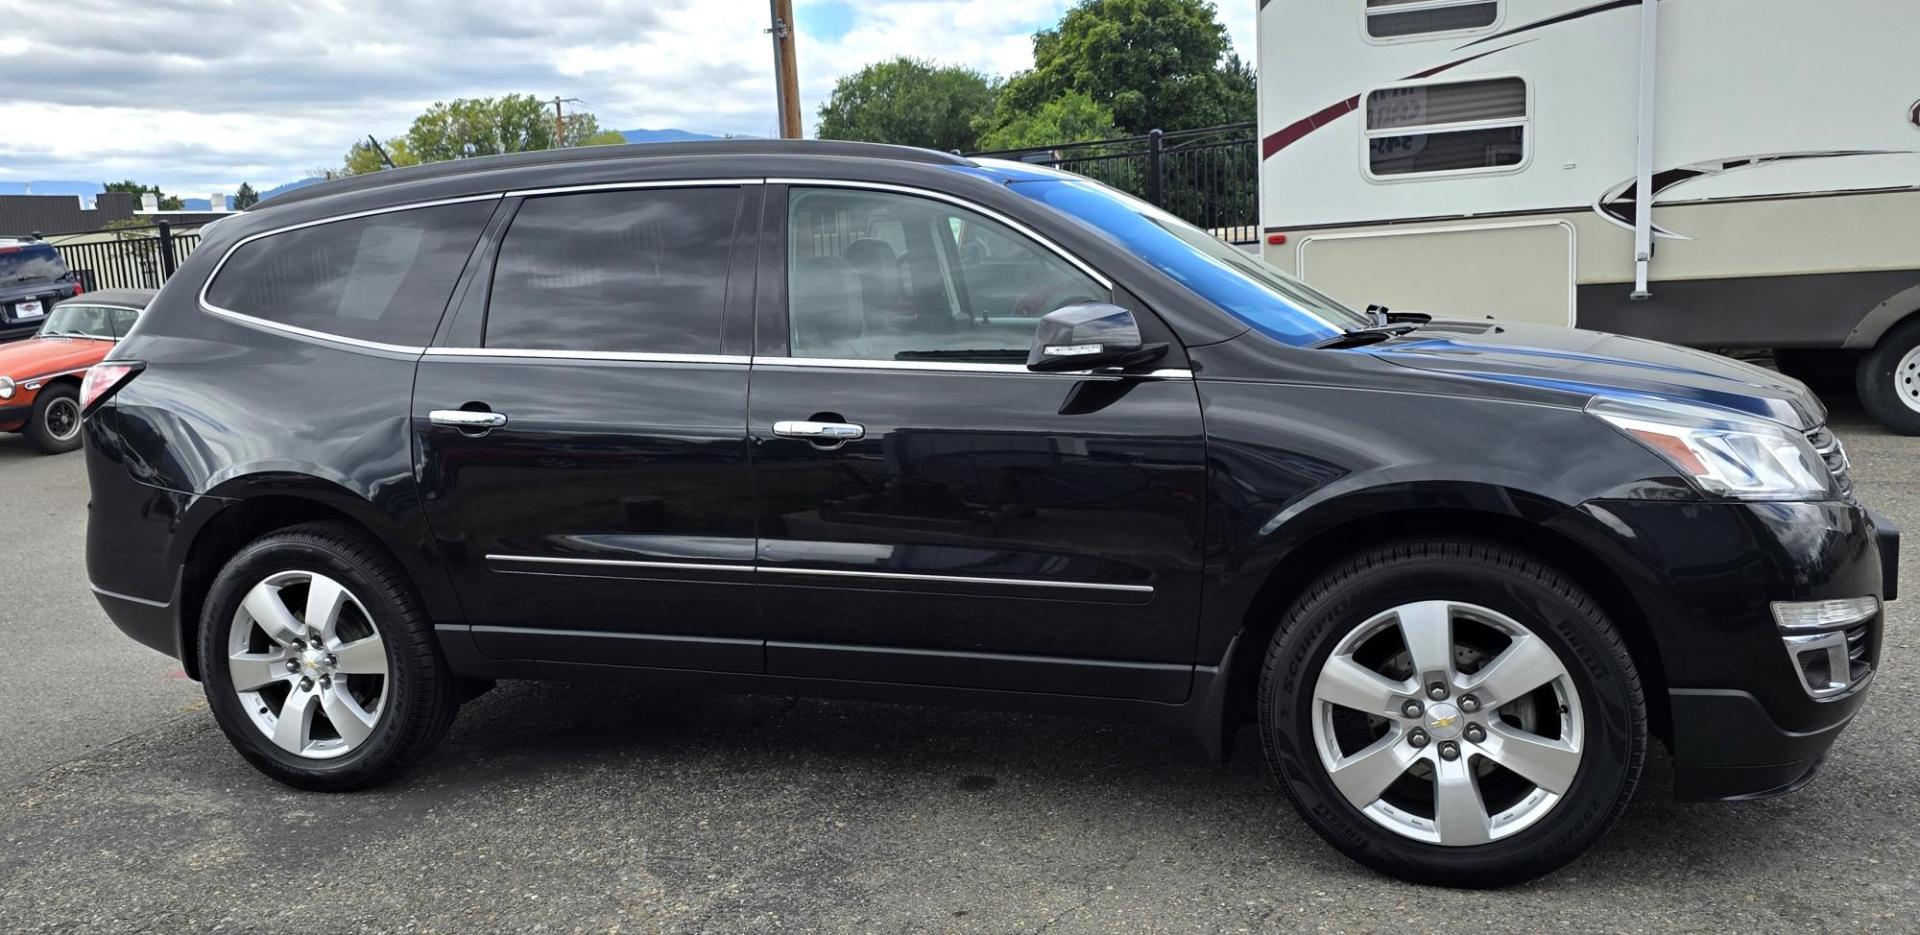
[
  {"xmin": 38, "ymin": 303, "xmax": 129, "ymax": 339},
  {"xmin": 786, "ymin": 188, "xmax": 1104, "ymax": 363},
  {"xmin": 1366, "ymin": 77, "xmax": 1528, "ymax": 177},
  {"xmin": 485, "ymin": 187, "xmax": 743, "ymax": 355},
  {"xmin": 203, "ymin": 201, "xmax": 493, "ymax": 346},
  {"xmin": 1366, "ymin": 0, "xmax": 1499, "ymax": 39}
]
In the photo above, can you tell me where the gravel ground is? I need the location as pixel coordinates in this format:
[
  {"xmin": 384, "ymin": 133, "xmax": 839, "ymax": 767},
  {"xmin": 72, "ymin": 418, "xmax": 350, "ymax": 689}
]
[{"xmin": 0, "ymin": 399, "xmax": 1914, "ymax": 934}]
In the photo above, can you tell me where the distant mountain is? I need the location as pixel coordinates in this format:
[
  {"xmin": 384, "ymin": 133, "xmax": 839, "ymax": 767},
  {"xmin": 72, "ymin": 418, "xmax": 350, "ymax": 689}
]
[
  {"xmin": 259, "ymin": 177, "xmax": 325, "ymax": 202},
  {"xmin": 620, "ymin": 128, "xmax": 724, "ymax": 144}
]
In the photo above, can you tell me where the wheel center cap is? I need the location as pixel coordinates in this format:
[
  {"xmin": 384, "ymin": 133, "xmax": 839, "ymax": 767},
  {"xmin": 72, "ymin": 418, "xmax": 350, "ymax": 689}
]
[
  {"xmin": 1424, "ymin": 702, "xmax": 1464, "ymax": 740},
  {"xmin": 301, "ymin": 649, "xmax": 327, "ymax": 674}
]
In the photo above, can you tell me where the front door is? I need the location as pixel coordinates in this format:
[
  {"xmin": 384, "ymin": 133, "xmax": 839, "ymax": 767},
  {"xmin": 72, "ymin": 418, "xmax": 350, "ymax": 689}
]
[
  {"xmin": 749, "ymin": 184, "xmax": 1207, "ymax": 701},
  {"xmin": 414, "ymin": 183, "xmax": 764, "ymax": 673}
]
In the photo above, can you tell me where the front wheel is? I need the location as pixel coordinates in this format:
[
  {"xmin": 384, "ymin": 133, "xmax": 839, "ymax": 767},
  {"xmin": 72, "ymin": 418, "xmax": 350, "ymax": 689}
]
[
  {"xmin": 25, "ymin": 384, "xmax": 83, "ymax": 454},
  {"xmin": 199, "ymin": 521, "xmax": 461, "ymax": 790},
  {"xmin": 1857, "ymin": 317, "xmax": 1920, "ymax": 435},
  {"xmin": 1259, "ymin": 540, "xmax": 1645, "ymax": 887}
]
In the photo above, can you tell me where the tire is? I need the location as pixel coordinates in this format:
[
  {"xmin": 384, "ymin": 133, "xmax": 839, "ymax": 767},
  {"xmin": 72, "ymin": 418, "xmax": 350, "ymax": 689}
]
[
  {"xmin": 198, "ymin": 521, "xmax": 460, "ymax": 791},
  {"xmin": 1258, "ymin": 539, "xmax": 1645, "ymax": 888},
  {"xmin": 25, "ymin": 383, "xmax": 83, "ymax": 454},
  {"xmin": 1856, "ymin": 317, "xmax": 1920, "ymax": 435}
]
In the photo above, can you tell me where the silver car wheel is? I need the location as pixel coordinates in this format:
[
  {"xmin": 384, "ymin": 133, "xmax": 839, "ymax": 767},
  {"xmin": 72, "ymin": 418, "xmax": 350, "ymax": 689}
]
[
  {"xmin": 226, "ymin": 570, "xmax": 389, "ymax": 760},
  {"xmin": 1310, "ymin": 600, "xmax": 1585, "ymax": 846}
]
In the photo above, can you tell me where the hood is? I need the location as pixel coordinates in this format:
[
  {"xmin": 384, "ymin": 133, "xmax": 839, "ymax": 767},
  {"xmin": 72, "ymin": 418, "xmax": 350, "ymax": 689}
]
[
  {"xmin": 0, "ymin": 337, "xmax": 113, "ymax": 382},
  {"xmin": 1369, "ymin": 319, "xmax": 1825, "ymax": 430}
]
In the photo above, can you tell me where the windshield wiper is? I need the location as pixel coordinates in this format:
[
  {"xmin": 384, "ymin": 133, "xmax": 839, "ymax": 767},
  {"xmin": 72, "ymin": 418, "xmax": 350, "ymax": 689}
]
[{"xmin": 1313, "ymin": 323, "xmax": 1421, "ymax": 349}]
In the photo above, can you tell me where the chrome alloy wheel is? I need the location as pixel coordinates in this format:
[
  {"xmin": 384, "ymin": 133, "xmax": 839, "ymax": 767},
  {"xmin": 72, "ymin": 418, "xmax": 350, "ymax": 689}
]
[
  {"xmin": 1310, "ymin": 600, "xmax": 1584, "ymax": 846},
  {"xmin": 226, "ymin": 570, "xmax": 389, "ymax": 759},
  {"xmin": 1897, "ymin": 342, "xmax": 1920, "ymax": 415},
  {"xmin": 44, "ymin": 395, "xmax": 81, "ymax": 442}
]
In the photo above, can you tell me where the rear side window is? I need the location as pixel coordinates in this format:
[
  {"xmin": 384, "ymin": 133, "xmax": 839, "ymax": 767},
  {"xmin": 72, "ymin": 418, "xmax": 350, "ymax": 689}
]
[
  {"xmin": 484, "ymin": 186, "xmax": 743, "ymax": 355},
  {"xmin": 0, "ymin": 243, "xmax": 69, "ymax": 285},
  {"xmin": 204, "ymin": 201, "xmax": 493, "ymax": 346}
]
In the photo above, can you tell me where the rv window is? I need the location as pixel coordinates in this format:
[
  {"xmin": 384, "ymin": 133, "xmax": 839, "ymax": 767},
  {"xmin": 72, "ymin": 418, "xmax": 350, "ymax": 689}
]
[
  {"xmin": 1365, "ymin": 77, "xmax": 1528, "ymax": 177},
  {"xmin": 1366, "ymin": 0, "xmax": 1498, "ymax": 39}
]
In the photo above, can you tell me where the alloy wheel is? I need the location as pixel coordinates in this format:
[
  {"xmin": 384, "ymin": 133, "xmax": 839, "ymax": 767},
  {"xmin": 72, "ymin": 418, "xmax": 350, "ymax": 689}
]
[
  {"xmin": 1897, "ymin": 343, "xmax": 1920, "ymax": 415},
  {"xmin": 226, "ymin": 570, "xmax": 389, "ymax": 759},
  {"xmin": 1310, "ymin": 600, "xmax": 1584, "ymax": 846}
]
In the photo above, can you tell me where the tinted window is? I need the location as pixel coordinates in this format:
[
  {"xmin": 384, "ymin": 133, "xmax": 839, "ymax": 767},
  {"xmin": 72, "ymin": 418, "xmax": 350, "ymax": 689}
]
[
  {"xmin": 787, "ymin": 188, "xmax": 1104, "ymax": 363},
  {"xmin": 1366, "ymin": 0, "xmax": 1498, "ymax": 39},
  {"xmin": 0, "ymin": 243, "xmax": 69, "ymax": 285},
  {"xmin": 485, "ymin": 187, "xmax": 742, "ymax": 354},
  {"xmin": 204, "ymin": 201, "xmax": 492, "ymax": 346},
  {"xmin": 1367, "ymin": 78, "xmax": 1528, "ymax": 177}
]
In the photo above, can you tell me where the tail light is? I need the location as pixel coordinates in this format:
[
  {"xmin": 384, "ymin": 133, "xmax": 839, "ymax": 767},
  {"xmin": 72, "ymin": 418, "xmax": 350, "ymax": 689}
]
[
  {"xmin": 72, "ymin": 280, "xmax": 85, "ymax": 295},
  {"xmin": 81, "ymin": 361, "xmax": 143, "ymax": 413}
]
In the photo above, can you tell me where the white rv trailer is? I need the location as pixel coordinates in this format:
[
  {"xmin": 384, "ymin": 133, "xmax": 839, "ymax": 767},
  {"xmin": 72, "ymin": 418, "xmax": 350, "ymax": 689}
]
[{"xmin": 1256, "ymin": 0, "xmax": 1920, "ymax": 432}]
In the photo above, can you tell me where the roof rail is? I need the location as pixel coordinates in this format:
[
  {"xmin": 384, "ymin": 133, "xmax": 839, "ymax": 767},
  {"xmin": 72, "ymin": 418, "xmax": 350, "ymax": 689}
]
[{"xmin": 261, "ymin": 139, "xmax": 975, "ymax": 210}]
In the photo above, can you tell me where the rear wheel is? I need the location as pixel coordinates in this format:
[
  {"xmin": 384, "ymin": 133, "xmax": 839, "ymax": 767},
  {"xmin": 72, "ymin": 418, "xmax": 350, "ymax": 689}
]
[
  {"xmin": 198, "ymin": 521, "xmax": 460, "ymax": 790},
  {"xmin": 25, "ymin": 384, "xmax": 82, "ymax": 454},
  {"xmin": 1857, "ymin": 317, "xmax": 1920, "ymax": 435},
  {"xmin": 1259, "ymin": 540, "xmax": 1645, "ymax": 887}
]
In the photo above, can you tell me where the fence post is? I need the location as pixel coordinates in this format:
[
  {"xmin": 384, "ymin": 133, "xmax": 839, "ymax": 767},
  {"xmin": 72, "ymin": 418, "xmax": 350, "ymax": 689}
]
[
  {"xmin": 1146, "ymin": 129, "xmax": 1165, "ymax": 207},
  {"xmin": 157, "ymin": 221, "xmax": 177, "ymax": 280}
]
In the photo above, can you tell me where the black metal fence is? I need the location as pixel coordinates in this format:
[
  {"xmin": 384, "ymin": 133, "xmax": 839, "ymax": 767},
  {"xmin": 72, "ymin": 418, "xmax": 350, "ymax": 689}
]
[
  {"xmin": 968, "ymin": 122, "xmax": 1259, "ymax": 243},
  {"xmin": 50, "ymin": 221, "xmax": 203, "ymax": 291}
]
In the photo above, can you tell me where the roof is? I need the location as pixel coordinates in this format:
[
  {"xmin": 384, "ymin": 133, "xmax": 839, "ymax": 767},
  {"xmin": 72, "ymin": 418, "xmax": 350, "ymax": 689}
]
[
  {"xmin": 261, "ymin": 140, "xmax": 975, "ymax": 210},
  {"xmin": 0, "ymin": 192, "xmax": 138, "ymax": 236},
  {"xmin": 57, "ymin": 287, "xmax": 156, "ymax": 309}
]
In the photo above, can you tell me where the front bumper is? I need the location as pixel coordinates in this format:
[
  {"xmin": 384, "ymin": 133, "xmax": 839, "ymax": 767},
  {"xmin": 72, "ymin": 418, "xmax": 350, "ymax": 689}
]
[{"xmin": 1552, "ymin": 499, "xmax": 1898, "ymax": 802}]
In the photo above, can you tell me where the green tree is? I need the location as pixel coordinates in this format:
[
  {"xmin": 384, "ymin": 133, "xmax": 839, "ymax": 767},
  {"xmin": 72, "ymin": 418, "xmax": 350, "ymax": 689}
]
[
  {"xmin": 578, "ymin": 129, "xmax": 630, "ymax": 147},
  {"xmin": 816, "ymin": 57, "xmax": 998, "ymax": 152},
  {"xmin": 989, "ymin": 0, "xmax": 1252, "ymax": 138},
  {"xmin": 342, "ymin": 136, "xmax": 420, "ymax": 176},
  {"xmin": 406, "ymin": 94, "xmax": 555, "ymax": 162},
  {"xmin": 975, "ymin": 90, "xmax": 1118, "ymax": 151},
  {"xmin": 103, "ymin": 180, "xmax": 184, "ymax": 211},
  {"xmin": 232, "ymin": 183, "xmax": 259, "ymax": 210}
]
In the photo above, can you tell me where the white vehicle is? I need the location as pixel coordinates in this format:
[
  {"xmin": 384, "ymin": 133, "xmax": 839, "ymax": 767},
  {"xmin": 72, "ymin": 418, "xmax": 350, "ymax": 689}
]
[{"xmin": 1256, "ymin": 0, "xmax": 1920, "ymax": 432}]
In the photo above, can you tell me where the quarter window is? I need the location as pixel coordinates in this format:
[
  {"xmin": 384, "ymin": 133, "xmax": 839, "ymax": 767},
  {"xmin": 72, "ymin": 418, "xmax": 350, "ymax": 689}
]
[
  {"xmin": 786, "ymin": 188, "xmax": 1104, "ymax": 363},
  {"xmin": 1366, "ymin": 0, "xmax": 1499, "ymax": 39},
  {"xmin": 204, "ymin": 201, "xmax": 493, "ymax": 346},
  {"xmin": 1366, "ymin": 77, "xmax": 1528, "ymax": 177},
  {"xmin": 485, "ymin": 187, "xmax": 742, "ymax": 355}
]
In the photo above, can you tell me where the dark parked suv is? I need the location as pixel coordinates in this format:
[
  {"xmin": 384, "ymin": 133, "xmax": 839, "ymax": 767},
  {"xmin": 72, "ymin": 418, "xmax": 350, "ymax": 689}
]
[
  {"xmin": 0, "ymin": 236, "xmax": 84, "ymax": 341},
  {"xmin": 84, "ymin": 141, "xmax": 1899, "ymax": 886}
]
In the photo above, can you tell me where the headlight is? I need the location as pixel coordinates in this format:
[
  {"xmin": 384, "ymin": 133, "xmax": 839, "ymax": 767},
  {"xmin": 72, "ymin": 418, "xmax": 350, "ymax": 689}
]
[
  {"xmin": 1588, "ymin": 396, "xmax": 1830, "ymax": 500},
  {"xmin": 0, "ymin": 376, "xmax": 14, "ymax": 400}
]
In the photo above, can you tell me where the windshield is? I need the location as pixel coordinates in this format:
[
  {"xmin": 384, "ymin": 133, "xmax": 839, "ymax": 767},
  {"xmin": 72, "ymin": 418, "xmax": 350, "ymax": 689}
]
[
  {"xmin": 37, "ymin": 303, "xmax": 131, "ymax": 339},
  {"xmin": 1004, "ymin": 178, "xmax": 1371, "ymax": 344},
  {"xmin": 0, "ymin": 244, "xmax": 68, "ymax": 286}
]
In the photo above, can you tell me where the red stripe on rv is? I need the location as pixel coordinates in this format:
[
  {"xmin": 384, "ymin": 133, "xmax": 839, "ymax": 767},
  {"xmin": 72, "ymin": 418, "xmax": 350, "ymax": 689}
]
[{"xmin": 1259, "ymin": 43, "xmax": 1525, "ymax": 160}]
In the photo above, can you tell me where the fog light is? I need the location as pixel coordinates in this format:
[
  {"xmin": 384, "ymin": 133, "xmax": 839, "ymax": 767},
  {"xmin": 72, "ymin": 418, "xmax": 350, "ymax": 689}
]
[{"xmin": 1771, "ymin": 597, "xmax": 1879, "ymax": 632}]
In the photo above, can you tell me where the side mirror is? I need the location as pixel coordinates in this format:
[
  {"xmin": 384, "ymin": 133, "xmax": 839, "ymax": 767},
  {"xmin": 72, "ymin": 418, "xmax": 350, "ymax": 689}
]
[{"xmin": 1026, "ymin": 303, "xmax": 1168, "ymax": 373}]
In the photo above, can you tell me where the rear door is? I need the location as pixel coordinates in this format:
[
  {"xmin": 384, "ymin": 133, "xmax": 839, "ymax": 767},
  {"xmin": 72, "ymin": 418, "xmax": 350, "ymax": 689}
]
[
  {"xmin": 748, "ymin": 182, "xmax": 1208, "ymax": 701},
  {"xmin": 413, "ymin": 182, "xmax": 765, "ymax": 673}
]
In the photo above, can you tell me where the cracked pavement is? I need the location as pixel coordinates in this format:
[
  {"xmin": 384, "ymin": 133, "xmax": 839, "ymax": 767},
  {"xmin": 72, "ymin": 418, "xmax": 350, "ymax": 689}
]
[{"xmin": 0, "ymin": 398, "xmax": 1915, "ymax": 933}]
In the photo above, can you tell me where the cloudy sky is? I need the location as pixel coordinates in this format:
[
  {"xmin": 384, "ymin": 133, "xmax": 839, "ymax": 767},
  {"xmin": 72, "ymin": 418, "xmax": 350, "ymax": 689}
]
[{"xmin": 0, "ymin": 0, "xmax": 1254, "ymax": 198}]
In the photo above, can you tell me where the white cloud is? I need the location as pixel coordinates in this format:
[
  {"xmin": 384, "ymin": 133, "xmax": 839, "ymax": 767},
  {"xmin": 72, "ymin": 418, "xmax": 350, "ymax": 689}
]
[{"xmin": 0, "ymin": 0, "xmax": 1257, "ymax": 197}]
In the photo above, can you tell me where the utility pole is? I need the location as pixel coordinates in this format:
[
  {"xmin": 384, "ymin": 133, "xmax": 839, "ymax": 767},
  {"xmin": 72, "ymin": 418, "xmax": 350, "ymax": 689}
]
[
  {"xmin": 551, "ymin": 97, "xmax": 582, "ymax": 147},
  {"xmin": 767, "ymin": 0, "xmax": 802, "ymax": 139}
]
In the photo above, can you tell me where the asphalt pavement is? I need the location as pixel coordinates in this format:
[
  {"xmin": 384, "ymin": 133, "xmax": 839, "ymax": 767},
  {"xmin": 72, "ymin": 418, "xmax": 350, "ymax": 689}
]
[{"xmin": 0, "ymin": 398, "xmax": 1915, "ymax": 934}]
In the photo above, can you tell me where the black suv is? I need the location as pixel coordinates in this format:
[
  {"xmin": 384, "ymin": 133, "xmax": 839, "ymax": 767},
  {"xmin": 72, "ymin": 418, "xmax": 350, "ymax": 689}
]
[
  {"xmin": 84, "ymin": 142, "xmax": 1899, "ymax": 886},
  {"xmin": 0, "ymin": 236, "xmax": 83, "ymax": 341}
]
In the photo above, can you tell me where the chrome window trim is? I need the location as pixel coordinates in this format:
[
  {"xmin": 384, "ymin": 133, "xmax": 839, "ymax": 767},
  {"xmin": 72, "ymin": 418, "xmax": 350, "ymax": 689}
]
[
  {"xmin": 427, "ymin": 347, "xmax": 751, "ymax": 366},
  {"xmin": 485, "ymin": 553, "xmax": 1153, "ymax": 595},
  {"xmin": 195, "ymin": 192, "xmax": 507, "ymax": 355},
  {"xmin": 752, "ymin": 356, "xmax": 1193, "ymax": 380},
  {"xmin": 505, "ymin": 178, "xmax": 761, "ymax": 198},
  {"xmin": 768, "ymin": 176, "xmax": 1114, "ymax": 290}
]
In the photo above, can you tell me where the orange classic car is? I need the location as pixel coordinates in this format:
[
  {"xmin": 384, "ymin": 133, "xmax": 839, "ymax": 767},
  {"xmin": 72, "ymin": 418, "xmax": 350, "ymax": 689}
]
[{"xmin": 0, "ymin": 287, "xmax": 153, "ymax": 454}]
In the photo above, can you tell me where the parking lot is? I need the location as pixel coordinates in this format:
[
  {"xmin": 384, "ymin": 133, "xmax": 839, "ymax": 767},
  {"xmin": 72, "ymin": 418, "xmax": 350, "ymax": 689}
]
[{"xmin": 0, "ymin": 400, "xmax": 1913, "ymax": 934}]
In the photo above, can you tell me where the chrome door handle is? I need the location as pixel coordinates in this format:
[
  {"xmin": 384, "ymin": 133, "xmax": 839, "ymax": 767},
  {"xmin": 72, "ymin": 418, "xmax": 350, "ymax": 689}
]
[
  {"xmin": 773, "ymin": 420, "xmax": 864, "ymax": 441},
  {"xmin": 430, "ymin": 410, "xmax": 509, "ymax": 429}
]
